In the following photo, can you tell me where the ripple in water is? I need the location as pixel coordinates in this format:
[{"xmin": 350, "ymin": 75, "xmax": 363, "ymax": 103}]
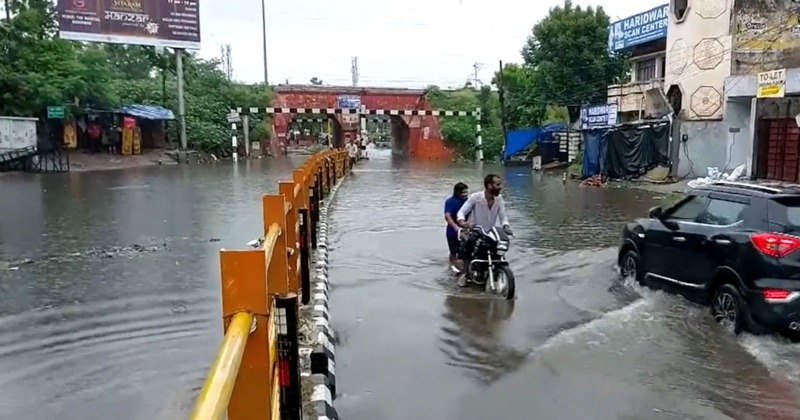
[{"xmin": 329, "ymin": 158, "xmax": 800, "ymax": 420}]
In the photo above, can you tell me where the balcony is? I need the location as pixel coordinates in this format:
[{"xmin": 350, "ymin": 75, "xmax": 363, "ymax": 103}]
[{"xmin": 607, "ymin": 78, "xmax": 664, "ymax": 114}]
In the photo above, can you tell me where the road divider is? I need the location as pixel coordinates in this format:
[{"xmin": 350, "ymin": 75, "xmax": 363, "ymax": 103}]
[{"xmin": 190, "ymin": 148, "xmax": 351, "ymax": 420}]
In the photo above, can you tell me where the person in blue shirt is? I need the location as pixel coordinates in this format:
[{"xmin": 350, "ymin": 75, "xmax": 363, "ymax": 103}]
[{"xmin": 444, "ymin": 182, "xmax": 469, "ymax": 269}]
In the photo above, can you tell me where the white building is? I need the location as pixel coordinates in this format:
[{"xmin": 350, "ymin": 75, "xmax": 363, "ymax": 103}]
[
  {"xmin": 664, "ymin": 0, "xmax": 800, "ymax": 181},
  {"xmin": 607, "ymin": 4, "xmax": 669, "ymax": 123}
]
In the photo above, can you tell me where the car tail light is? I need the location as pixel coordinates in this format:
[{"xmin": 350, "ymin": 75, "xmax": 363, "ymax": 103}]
[
  {"xmin": 750, "ymin": 233, "xmax": 800, "ymax": 258},
  {"xmin": 763, "ymin": 289, "xmax": 792, "ymax": 300}
]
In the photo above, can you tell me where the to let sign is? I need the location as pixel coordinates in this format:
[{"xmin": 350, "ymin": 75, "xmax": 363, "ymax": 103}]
[
  {"xmin": 757, "ymin": 69, "xmax": 786, "ymax": 98},
  {"xmin": 57, "ymin": 0, "xmax": 201, "ymax": 50}
]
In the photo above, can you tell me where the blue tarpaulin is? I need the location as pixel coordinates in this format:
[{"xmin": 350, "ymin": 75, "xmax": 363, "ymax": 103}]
[
  {"xmin": 118, "ymin": 104, "xmax": 175, "ymax": 120},
  {"xmin": 503, "ymin": 123, "xmax": 566, "ymax": 159},
  {"xmin": 582, "ymin": 130, "xmax": 605, "ymax": 178}
]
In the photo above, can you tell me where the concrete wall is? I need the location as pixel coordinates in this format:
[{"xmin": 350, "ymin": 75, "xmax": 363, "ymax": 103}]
[
  {"xmin": 664, "ymin": 0, "xmax": 733, "ymax": 120},
  {"xmin": 675, "ymin": 99, "xmax": 754, "ymax": 178},
  {"xmin": 726, "ymin": 68, "xmax": 800, "ymax": 97},
  {"xmin": 0, "ymin": 116, "xmax": 37, "ymax": 150},
  {"xmin": 732, "ymin": 0, "xmax": 800, "ymax": 74}
]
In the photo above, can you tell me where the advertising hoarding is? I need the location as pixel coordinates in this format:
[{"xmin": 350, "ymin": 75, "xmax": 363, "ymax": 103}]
[
  {"xmin": 57, "ymin": 0, "xmax": 200, "ymax": 49},
  {"xmin": 608, "ymin": 5, "xmax": 668, "ymax": 52}
]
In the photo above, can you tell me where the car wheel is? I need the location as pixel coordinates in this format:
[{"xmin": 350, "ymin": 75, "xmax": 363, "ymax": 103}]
[
  {"xmin": 711, "ymin": 283, "xmax": 749, "ymax": 335},
  {"xmin": 619, "ymin": 250, "xmax": 642, "ymax": 283}
]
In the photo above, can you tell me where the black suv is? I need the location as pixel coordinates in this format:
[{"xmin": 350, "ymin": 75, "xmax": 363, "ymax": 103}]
[{"xmin": 618, "ymin": 181, "xmax": 800, "ymax": 335}]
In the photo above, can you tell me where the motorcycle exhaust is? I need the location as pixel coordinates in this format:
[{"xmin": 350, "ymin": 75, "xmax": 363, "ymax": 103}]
[{"xmin": 790, "ymin": 322, "xmax": 800, "ymax": 331}]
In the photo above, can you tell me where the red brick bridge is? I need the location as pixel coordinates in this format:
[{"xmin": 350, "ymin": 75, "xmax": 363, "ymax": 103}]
[{"xmin": 268, "ymin": 85, "xmax": 476, "ymax": 160}]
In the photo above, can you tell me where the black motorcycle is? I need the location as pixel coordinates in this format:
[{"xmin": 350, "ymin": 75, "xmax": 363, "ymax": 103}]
[{"xmin": 458, "ymin": 226, "xmax": 516, "ymax": 300}]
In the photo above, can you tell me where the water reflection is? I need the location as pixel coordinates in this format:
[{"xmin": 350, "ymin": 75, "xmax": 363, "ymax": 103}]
[
  {"xmin": 332, "ymin": 157, "xmax": 800, "ymax": 420},
  {"xmin": 0, "ymin": 157, "xmax": 302, "ymax": 419}
]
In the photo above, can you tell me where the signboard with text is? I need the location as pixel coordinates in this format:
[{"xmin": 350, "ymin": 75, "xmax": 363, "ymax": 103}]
[
  {"xmin": 608, "ymin": 5, "xmax": 668, "ymax": 52},
  {"xmin": 336, "ymin": 95, "xmax": 361, "ymax": 109},
  {"xmin": 580, "ymin": 104, "xmax": 618, "ymax": 129},
  {"xmin": 57, "ymin": 0, "xmax": 201, "ymax": 49},
  {"xmin": 757, "ymin": 68, "xmax": 786, "ymax": 98}
]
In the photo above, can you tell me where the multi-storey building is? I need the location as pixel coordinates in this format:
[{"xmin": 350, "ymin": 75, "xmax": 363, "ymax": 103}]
[
  {"xmin": 607, "ymin": 5, "xmax": 669, "ymax": 123},
  {"xmin": 665, "ymin": 0, "xmax": 800, "ymax": 180}
]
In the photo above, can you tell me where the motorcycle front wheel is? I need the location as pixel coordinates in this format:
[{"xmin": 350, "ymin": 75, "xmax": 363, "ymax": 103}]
[{"xmin": 493, "ymin": 265, "xmax": 515, "ymax": 300}]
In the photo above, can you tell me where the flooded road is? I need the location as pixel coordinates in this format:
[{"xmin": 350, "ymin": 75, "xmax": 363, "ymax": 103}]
[
  {"xmin": 329, "ymin": 150, "xmax": 800, "ymax": 420},
  {"xmin": 2, "ymin": 150, "xmax": 800, "ymax": 420},
  {"xmin": 0, "ymin": 157, "xmax": 304, "ymax": 419}
]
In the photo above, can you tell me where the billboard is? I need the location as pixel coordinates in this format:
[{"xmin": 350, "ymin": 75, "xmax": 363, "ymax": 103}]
[
  {"xmin": 608, "ymin": 5, "xmax": 668, "ymax": 52},
  {"xmin": 57, "ymin": 0, "xmax": 200, "ymax": 49},
  {"xmin": 580, "ymin": 104, "xmax": 618, "ymax": 129},
  {"xmin": 336, "ymin": 95, "xmax": 360, "ymax": 109}
]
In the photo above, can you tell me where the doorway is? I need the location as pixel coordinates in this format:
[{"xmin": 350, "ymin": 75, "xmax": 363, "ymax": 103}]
[{"xmin": 756, "ymin": 118, "xmax": 799, "ymax": 182}]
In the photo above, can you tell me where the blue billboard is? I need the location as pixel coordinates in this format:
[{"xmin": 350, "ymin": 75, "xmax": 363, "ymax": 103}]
[
  {"xmin": 580, "ymin": 104, "xmax": 618, "ymax": 129},
  {"xmin": 337, "ymin": 95, "xmax": 361, "ymax": 109},
  {"xmin": 608, "ymin": 5, "xmax": 668, "ymax": 52}
]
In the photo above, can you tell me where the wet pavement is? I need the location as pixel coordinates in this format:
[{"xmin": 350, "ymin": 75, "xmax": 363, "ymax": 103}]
[
  {"xmin": 329, "ymin": 150, "xmax": 800, "ymax": 420},
  {"xmin": 2, "ymin": 150, "xmax": 800, "ymax": 420},
  {"xmin": 0, "ymin": 157, "xmax": 303, "ymax": 419}
]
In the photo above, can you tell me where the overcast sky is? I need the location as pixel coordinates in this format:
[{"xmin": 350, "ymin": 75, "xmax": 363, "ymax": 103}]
[
  {"xmin": 197, "ymin": 0, "xmax": 668, "ymax": 88},
  {"xmin": 13, "ymin": 0, "xmax": 667, "ymax": 88}
]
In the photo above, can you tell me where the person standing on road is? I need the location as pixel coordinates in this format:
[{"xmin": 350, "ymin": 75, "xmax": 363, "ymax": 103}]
[
  {"xmin": 444, "ymin": 182, "xmax": 469, "ymax": 270},
  {"xmin": 347, "ymin": 140, "xmax": 358, "ymax": 167},
  {"xmin": 86, "ymin": 119, "xmax": 102, "ymax": 154}
]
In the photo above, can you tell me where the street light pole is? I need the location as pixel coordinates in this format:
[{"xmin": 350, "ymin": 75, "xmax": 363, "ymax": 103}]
[{"xmin": 261, "ymin": 0, "xmax": 268, "ymax": 85}]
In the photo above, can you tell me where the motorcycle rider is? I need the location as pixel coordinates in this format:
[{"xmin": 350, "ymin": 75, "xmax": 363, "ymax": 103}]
[{"xmin": 456, "ymin": 174, "xmax": 513, "ymax": 286}]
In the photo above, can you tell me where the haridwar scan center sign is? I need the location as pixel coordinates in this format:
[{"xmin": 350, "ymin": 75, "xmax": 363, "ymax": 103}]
[{"xmin": 57, "ymin": 0, "xmax": 201, "ymax": 49}]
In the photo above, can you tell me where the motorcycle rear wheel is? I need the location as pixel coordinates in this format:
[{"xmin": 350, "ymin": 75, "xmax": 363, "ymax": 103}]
[{"xmin": 494, "ymin": 265, "xmax": 515, "ymax": 300}]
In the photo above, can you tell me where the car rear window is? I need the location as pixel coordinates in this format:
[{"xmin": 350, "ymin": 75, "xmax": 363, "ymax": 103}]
[{"xmin": 770, "ymin": 197, "xmax": 800, "ymax": 233}]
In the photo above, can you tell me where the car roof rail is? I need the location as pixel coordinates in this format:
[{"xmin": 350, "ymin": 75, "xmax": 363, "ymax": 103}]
[{"xmin": 708, "ymin": 180, "xmax": 783, "ymax": 193}]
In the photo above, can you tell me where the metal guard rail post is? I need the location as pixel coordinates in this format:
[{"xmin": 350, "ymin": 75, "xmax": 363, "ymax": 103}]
[{"xmin": 190, "ymin": 148, "xmax": 349, "ymax": 420}]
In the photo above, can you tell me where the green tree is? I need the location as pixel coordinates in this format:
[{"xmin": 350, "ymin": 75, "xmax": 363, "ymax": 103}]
[
  {"xmin": 0, "ymin": 0, "xmax": 271, "ymax": 155},
  {"xmin": 522, "ymin": 0, "xmax": 627, "ymax": 120},
  {"xmin": 492, "ymin": 63, "xmax": 546, "ymax": 130},
  {"xmin": 425, "ymin": 86, "xmax": 502, "ymax": 160}
]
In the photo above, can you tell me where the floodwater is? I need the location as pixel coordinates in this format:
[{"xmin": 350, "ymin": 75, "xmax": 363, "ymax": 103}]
[
  {"xmin": 1, "ymin": 150, "xmax": 800, "ymax": 420},
  {"xmin": 0, "ymin": 157, "xmax": 303, "ymax": 419},
  {"xmin": 329, "ymin": 149, "xmax": 800, "ymax": 420}
]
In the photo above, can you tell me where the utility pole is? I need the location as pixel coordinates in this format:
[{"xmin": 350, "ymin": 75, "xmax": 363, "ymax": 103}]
[
  {"xmin": 472, "ymin": 62, "xmax": 483, "ymax": 90},
  {"xmin": 220, "ymin": 44, "xmax": 233, "ymax": 80},
  {"xmin": 351, "ymin": 56, "xmax": 359, "ymax": 87},
  {"xmin": 175, "ymin": 49, "xmax": 188, "ymax": 150},
  {"xmin": 3, "ymin": 0, "xmax": 9, "ymax": 21},
  {"xmin": 260, "ymin": 0, "xmax": 268, "ymax": 85},
  {"xmin": 497, "ymin": 60, "xmax": 508, "ymax": 141},
  {"xmin": 497, "ymin": 60, "xmax": 508, "ymax": 157}
]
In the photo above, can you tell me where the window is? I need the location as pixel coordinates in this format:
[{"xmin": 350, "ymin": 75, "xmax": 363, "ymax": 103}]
[
  {"xmin": 635, "ymin": 58, "xmax": 657, "ymax": 82},
  {"xmin": 667, "ymin": 196, "xmax": 710, "ymax": 221},
  {"xmin": 769, "ymin": 197, "xmax": 800, "ymax": 234},
  {"xmin": 696, "ymin": 199, "xmax": 747, "ymax": 226},
  {"xmin": 659, "ymin": 56, "xmax": 666, "ymax": 79},
  {"xmin": 673, "ymin": 0, "xmax": 688, "ymax": 21}
]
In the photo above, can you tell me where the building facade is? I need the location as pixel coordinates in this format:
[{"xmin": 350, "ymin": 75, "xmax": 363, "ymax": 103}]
[
  {"xmin": 662, "ymin": 0, "xmax": 737, "ymax": 177},
  {"xmin": 607, "ymin": 5, "xmax": 669, "ymax": 123},
  {"xmin": 723, "ymin": 0, "xmax": 800, "ymax": 182}
]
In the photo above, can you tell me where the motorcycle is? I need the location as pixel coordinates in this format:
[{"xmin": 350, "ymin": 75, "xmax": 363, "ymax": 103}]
[{"xmin": 457, "ymin": 226, "xmax": 516, "ymax": 300}]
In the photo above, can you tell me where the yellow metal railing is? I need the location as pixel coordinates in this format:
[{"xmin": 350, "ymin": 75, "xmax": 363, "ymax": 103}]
[{"xmin": 190, "ymin": 148, "xmax": 349, "ymax": 420}]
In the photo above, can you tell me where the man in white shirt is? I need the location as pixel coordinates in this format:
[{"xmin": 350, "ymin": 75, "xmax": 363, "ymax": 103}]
[{"xmin": 347, "ymin": 140, "xmax": 358, "ymax": 167}]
